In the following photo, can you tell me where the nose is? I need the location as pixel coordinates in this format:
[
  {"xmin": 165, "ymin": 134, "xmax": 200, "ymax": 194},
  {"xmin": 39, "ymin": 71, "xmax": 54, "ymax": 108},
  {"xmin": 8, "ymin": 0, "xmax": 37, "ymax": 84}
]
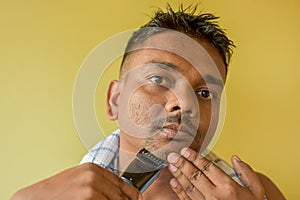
[
  {"xmin": 164, "ymin": 91, "xmax": 194, "ymax": 117},
  {"xmin": 165, "ymin": 98, "xmax": 181, "ymax": 112}
]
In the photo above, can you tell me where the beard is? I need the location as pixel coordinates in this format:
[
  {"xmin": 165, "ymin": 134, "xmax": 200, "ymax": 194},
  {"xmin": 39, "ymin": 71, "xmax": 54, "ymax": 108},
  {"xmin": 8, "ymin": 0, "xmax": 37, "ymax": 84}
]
[{"xmin": 139, "ymin": 113, "xmax": 200, "ymax": 162}]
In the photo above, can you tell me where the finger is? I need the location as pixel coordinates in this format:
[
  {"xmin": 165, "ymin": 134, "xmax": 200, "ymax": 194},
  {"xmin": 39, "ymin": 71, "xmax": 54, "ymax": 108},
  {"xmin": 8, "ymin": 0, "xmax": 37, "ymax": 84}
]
[
  {"xmin": 169, "ymin": 178, "xmax": 191, "ymax": 200},
  {"xmin": 232, "ymin": 155, "xmax": 265, "ymax": 198},
  {"xmin": 106, "ymin": 173, "xmax": 141, "ymax": 200},
  {"xmin": 180, "ymin": 148, "xmax": 234, "ymax": 186},
  {"xmin": 96, "ymin": 175, "xmax": 135, "ymax": 200},
  {"xmin": 168, "ymin": 152, "xmax": 215, "ymax": 197},
  {"xmin": 90, "ymin": 164, "xmax": 141, "ymax": 200},
  {"xmin": 169, "ymin": 164, "xmax": 205, "ymax": 200},
  {"xmin": 117, "ymin": 177, "xmax": 142, "ymax": 200},
  {"xmin": 78, "ymin": 164, "xmax": 127, "ymax": 199}
]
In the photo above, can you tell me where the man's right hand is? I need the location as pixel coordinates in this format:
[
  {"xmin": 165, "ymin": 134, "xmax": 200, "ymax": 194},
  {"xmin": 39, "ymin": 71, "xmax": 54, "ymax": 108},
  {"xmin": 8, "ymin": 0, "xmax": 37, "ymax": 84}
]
[{"xmin": 10, "ymin": 163, "xmax": 142, "ymax": 200}]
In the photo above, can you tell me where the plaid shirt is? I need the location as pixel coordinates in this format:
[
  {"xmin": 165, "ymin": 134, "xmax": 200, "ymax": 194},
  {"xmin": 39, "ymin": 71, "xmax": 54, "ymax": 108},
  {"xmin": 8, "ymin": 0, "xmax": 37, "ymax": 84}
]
[{"xmin": 80, "ymin": 129, "xmax": 243, "ymax": 185}]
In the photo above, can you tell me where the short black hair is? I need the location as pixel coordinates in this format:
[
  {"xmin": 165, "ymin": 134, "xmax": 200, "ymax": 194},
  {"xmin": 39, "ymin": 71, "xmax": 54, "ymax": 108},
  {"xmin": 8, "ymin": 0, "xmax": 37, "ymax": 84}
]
[{"xmin": 120, "ymin": 4, "xmax": 235, "ymax": 75}]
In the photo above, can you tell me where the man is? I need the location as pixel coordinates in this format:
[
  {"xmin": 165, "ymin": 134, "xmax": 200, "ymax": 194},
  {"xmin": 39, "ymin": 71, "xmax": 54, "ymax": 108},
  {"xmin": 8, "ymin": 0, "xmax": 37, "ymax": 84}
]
[{"xmin": 11, "ymin": 5, "xmax": 285, "ymax": 200}]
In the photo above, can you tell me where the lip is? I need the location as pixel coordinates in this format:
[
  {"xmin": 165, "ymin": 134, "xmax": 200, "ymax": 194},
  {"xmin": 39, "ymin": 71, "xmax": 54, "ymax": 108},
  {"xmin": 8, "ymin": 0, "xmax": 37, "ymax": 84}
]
[
  {"xmin": 160, "ymin": 123, "xmax": 195, "ymax": 139},
  {"xmin": 161, "ymin": 123, "xmax": 179, "ymax": 138}
]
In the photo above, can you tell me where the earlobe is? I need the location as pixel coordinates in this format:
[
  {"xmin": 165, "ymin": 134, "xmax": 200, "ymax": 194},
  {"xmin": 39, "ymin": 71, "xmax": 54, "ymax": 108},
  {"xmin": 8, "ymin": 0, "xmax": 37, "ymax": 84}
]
[{"xmin": 106, "ymin": 80, "xmax": 120, "ymax": 120}]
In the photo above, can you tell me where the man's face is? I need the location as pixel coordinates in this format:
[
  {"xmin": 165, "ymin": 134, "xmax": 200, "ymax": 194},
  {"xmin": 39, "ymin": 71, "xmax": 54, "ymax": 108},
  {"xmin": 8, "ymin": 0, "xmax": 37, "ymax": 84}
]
[{"xmin": 108, "ymin": 31, "xmax": 226, "ymax": 160}]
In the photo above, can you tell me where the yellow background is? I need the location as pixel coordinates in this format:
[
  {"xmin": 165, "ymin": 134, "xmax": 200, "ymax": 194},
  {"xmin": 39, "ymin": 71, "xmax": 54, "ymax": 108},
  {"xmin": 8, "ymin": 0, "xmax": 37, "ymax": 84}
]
[{"xmin": 1, "ymin": 0, "xmax": 299, "ymax": 199}]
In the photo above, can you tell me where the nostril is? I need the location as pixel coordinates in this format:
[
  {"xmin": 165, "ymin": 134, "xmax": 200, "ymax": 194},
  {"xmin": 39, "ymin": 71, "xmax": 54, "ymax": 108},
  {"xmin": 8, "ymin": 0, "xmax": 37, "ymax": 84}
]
[
  {"xmin": 172, "ymin": 105, "xmax": 180, "ymax": 111},
  {"xmin": 186, "ymin": 109, "xmax": 192, "ymax": 115}
]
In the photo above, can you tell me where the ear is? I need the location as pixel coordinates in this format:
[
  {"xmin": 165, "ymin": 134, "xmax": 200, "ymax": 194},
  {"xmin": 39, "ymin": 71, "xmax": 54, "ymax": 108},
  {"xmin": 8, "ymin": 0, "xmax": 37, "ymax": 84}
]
[{"xmin": 106, "ymin": 80, "xmax": 120, "ymax": 120}]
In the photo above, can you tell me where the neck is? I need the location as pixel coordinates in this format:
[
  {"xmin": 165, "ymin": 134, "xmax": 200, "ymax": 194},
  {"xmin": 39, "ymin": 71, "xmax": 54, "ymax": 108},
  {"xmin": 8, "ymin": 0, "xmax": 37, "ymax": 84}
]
[
  {"xmin": 119, "ymin": 133, "xmax": 178, "ymax": 199},
  {"xmin": 118, "ymin": 132, "xmax": 140, "ymax": 172}
]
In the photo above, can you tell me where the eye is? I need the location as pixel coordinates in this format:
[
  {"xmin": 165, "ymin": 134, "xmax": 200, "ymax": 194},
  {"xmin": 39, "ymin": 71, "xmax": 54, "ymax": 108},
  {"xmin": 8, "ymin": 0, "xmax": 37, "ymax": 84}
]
[
  {"xmin": 149, "ymin": 75, "xmax": 164, "ymax": 84},
  {"xmin": 197, "ymin": 89, "xmax": 216, "ymax": 100}
]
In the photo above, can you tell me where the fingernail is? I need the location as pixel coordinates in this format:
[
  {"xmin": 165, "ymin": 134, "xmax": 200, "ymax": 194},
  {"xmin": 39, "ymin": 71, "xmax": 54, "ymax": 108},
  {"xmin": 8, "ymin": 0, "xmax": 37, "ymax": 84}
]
[
  {"xmin": 233, "ymin": 155, "xmax": 241, "ymax": 162},
  {"xmin": 169, "ymin": 164, "xmax": 178, "ymax": 172},
  {"xmin": 167, "ymin": 153, "xmax": 180, "ymax": 164},
  {"xmin": 180, "ymin": 147, "xmax": 190, "ymax": 158},
  {"xmin": 170, "ymin": 178, "xmax": 178, "ymax": 188}
]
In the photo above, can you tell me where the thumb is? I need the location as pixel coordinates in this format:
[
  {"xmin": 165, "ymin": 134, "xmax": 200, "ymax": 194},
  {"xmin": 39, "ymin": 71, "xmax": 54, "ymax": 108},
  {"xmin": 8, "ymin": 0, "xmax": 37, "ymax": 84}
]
[{"xmin": 231, "ymin": 155, "xmax": 265, "ymax": 197}]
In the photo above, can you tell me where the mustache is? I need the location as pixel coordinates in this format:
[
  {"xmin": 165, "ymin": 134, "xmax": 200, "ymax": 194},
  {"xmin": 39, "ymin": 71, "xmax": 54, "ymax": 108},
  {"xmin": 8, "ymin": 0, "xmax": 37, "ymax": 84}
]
[{"xmin": 151, "ymin": 114, "xmax": 198, "ymax": 134}]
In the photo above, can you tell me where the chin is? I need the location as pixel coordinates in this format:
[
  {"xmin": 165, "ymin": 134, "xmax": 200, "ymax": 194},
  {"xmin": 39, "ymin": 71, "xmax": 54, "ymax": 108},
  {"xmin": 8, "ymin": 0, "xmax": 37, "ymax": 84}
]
[{"xmin": 143, "ymin": 140, "xmax": 188, "ymax": 162}]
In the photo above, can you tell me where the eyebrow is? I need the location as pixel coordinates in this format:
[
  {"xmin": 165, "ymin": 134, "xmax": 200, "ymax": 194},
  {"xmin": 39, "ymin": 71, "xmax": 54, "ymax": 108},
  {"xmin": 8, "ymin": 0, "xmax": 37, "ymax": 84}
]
[
  {"xmin": 203, "ymin": 74, "xmax": 224, "ymax": 88},
  {"xmin": 146, "ymin": 61, "xmax": 178, "ymax": 71},
  {"xmin": 146, "ymin": 61, "xmax": 224, "ymax": 88}
]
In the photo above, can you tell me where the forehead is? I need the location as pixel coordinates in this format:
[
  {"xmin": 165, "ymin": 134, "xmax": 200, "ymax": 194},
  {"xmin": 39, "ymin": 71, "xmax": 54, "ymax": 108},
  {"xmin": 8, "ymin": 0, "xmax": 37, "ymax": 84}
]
[{"xmin": 122, "ymin": 31, "xmax": 226, "ymax": 82}]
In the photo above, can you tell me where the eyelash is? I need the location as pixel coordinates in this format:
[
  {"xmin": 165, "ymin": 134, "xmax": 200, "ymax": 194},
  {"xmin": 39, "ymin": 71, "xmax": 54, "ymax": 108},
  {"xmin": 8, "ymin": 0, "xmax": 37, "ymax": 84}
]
[
  {"xmin": 149, "ymin": 75, "xmax": 163, "ymax": 84},
  {"xmin": 196, "ymin": 88, "xmax": 217, "ymax": 100},
  {"xmin": 148, "ymin": 75, "xmax": 218, "ymax": 100},
  {"xmin": 148, "ymin": 75, "xmax": 169, "ymax": 86}
]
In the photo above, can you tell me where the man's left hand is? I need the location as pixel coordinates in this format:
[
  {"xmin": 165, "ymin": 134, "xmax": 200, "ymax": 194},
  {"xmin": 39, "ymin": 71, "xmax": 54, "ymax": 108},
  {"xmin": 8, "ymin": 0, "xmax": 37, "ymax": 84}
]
[{"xmin": 167, "ymin": 148, "xmax": 265, "ymax": 200}]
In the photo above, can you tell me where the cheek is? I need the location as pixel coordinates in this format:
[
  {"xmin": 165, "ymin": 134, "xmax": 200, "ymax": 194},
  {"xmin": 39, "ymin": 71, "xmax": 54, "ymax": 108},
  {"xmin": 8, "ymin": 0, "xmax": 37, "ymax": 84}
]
[
  {"xmin": 191, "ymin": 103, "xmax": 220, "ymax": 150},
  {"xmin": 128, "ymin": 93, "xmax": 154, "ymax": 127},
  {"xmin": 199, "ymin": 102, "xmax": 220, "ymax": 129}
]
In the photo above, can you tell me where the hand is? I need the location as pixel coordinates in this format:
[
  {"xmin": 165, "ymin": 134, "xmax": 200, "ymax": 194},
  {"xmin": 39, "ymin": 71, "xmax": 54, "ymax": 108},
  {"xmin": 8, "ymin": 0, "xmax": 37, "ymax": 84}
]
[
  {"xmin": 167, "ymin": 148, "xmax": 265, "ymax": 200},
  {"xmin": 11, "ymin": 163, "xmax": 142, "ymax": 200}
]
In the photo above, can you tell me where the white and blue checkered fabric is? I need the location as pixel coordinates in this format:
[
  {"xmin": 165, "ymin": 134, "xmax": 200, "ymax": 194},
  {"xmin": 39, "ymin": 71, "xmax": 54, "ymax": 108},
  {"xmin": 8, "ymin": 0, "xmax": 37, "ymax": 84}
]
[{"xmin": 80, "ymin": 129, "xmax": 242, "ymax": 186}]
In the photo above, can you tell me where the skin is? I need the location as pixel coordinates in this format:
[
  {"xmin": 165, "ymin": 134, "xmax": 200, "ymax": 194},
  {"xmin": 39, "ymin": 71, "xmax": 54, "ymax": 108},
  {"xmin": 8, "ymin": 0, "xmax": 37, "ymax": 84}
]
[
  {"xmin": 166, "ymin": 148, "xmax": 286, "ymax": 200},
  {"xmin": 107, "ymin": 31, "xmax": 286, "ymax": 199},
  {"xmin": 10, "ymin": 31, "xmax": 285, "ymax": 200},
  {"xmin": 109, "ymin": 31, "xmax": 226, "ymax": 163},
  {"xmin": 11, "ymin": 163, "xmax": 141, "ymax": 200}
]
